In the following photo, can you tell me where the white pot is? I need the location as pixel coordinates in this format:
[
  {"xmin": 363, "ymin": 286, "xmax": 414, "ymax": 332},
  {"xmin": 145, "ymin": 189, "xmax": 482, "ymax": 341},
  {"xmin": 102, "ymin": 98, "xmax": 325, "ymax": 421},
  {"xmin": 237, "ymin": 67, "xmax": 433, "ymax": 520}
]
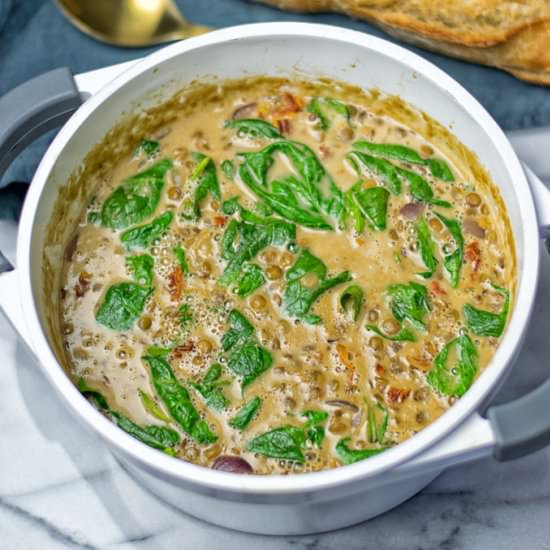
[{"xmin": 1, "ymin": 23, "xmax": 550, "ymax": 535}]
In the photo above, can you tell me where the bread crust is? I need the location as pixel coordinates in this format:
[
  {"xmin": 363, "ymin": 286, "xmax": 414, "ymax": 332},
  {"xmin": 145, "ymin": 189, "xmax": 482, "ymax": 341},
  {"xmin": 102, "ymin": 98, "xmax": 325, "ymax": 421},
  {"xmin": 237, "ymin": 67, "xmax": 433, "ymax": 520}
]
[{"xmin": 256, "ymin": 0, "xmax": 550, "ymax": 85}]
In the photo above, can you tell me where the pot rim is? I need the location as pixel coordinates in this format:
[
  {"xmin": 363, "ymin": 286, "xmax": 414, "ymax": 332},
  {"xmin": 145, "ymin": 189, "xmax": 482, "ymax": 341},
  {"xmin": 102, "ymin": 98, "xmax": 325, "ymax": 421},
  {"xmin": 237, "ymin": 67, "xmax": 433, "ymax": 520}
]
[{"xmin": 16, "ymin": 22, "xmax": 539, "ymax": 495}]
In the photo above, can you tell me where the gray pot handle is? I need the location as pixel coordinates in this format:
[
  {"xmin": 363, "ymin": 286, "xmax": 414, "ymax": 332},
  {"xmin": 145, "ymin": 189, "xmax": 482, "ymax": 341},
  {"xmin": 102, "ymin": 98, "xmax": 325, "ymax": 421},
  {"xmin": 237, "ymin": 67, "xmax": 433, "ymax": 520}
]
[
  {"xmin": 0, "ymin": 67, "xmax": 82, "ymax": 182},
  {"xmin": 487, "ymin": 163, "xmax": 550, "ymax": 461},
  {"xmin": 488, "ymin": 380, "xmax": 550, "ymax": 461}
]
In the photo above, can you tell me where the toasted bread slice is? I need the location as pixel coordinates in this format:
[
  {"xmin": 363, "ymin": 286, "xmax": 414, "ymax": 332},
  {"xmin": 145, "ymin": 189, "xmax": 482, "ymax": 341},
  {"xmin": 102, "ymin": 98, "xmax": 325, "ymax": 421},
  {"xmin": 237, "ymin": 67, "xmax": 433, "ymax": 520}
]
[{"xmin": 256, "ymin": 0, "xmax": 550, "ymax": 84}]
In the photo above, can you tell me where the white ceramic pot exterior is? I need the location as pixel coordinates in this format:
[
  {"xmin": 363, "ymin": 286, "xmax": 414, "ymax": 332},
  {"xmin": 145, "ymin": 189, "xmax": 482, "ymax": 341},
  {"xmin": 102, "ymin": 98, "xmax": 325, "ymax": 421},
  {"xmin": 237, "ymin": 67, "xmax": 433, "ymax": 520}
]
[{"xmin": 1, "ymin": 24, "xmax": 550, "ymax": 535}]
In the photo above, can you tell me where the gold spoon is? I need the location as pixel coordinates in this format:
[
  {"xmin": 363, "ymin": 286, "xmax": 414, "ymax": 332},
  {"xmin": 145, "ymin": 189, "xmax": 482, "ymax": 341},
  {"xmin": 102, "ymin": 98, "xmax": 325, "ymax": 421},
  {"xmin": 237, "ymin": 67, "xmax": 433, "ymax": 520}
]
[{"xmin": 56, "ymin": 0, "xmax": 211, "ymax": 48}]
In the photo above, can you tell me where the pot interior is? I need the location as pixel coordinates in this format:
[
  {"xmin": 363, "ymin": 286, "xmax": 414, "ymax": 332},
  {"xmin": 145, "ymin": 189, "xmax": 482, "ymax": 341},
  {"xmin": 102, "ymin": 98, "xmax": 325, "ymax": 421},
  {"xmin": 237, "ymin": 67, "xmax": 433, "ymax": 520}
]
[{"xmin": 21, "ymin": 25, "xmax": 536, "ymax": 486}]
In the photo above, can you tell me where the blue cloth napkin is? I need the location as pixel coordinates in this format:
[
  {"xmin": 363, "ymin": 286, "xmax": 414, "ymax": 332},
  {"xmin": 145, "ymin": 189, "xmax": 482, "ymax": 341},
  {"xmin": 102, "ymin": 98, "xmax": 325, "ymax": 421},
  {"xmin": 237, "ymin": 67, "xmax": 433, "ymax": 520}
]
[{"xmin": 1, "ymin": 0, "xmax": 549, "ymax": 215}]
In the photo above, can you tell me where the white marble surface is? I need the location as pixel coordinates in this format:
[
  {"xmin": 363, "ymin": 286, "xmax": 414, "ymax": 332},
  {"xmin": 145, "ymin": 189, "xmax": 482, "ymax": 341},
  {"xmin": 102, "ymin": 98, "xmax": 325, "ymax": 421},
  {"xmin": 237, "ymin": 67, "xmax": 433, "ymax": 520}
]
[{"xmin": 3, "ymin": 201, "xmax": 550, "ymax": 549}]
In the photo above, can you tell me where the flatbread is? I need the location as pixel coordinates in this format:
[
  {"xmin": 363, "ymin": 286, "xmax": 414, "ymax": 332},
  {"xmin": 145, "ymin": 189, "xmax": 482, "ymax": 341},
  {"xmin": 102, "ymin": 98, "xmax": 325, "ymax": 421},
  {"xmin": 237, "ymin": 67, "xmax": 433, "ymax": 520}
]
[{"xmin": 255, "ymin": 0, "xmax": 550, "ymax": 85}]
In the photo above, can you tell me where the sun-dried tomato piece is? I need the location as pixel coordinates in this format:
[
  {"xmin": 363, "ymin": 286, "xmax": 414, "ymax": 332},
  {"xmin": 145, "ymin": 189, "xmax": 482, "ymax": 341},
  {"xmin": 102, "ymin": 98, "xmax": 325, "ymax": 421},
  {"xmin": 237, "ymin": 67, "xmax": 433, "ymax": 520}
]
[
  {"xmin": 387, "ymin": 386, "xmax": 411, "ymax": 404},
  {"xmin": 167, "ymin": 266, "xmax": 184, "ymax": 301}
]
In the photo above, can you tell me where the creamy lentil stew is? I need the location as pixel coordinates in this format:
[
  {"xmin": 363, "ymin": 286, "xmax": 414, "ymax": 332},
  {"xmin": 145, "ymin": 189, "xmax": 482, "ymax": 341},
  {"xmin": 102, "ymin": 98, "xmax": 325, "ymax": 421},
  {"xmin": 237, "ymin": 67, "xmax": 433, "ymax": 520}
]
[{"xmin": 61, "ymin": 77, "xmax": 515, "ymax": 474}]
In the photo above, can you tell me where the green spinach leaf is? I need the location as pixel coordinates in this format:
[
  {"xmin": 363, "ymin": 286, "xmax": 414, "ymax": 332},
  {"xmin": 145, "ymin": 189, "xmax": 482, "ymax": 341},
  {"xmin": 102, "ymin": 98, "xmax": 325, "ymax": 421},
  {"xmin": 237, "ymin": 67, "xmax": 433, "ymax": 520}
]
[
  {"xmin": 427, "ymin": 334, "xmax": 479, "ymax": 397},
  {"xmin": 367, "ymin": 401, "xmax": 389, "ymax": 444},
  {"xmin": 234, "ymin": 263, "xmax": 266, "ymax": 297},
  {"xmin": 224, "ymin": 118, "xmax": 282, "ymax": 139},
  {"xmin": 143, "ymin": 354, "xmax": 217, "ymax": 444},
  {"xmin": 134, "ymin": 139, "xmax": 160, "ymax": 157},
  {"xmin": 221, "ymin": 159, "xmax": 235, "ymax": 180},
  {"xmin": 284, "ymin": 249, "xmax": 351, "ymax": 324},
  {"xmin": 302, "ymin": 410, "xmax": 329, "ymax": 447},
  {"xmin": 190, "ymin": 363, "xmax": 230, "ymax": 410},
  {"xmin": 307, "ymin": 97, "xmax": 352, "ymax": 131},
  {"xmin": 340, "ymin": 284, "xmax": 364, "ymax": 321},
  {"xmin": 366, "ymin": 324, "xmax": 416, "ymax": 342},
  {"xmin": 221, "ymin": 309, "xmax": 255, "ymax": 351},
  {"xmin": 353, "ymin": 140, "xmax": 425, "ymax": 164},
  {"xmin": 78, "ymin": 378, "xmax": 109, "ymax": 410},
  {"xmin": 343, "ymin": 182, "xmax": 366, "ymax": 233},
  {"xmin": 221, "ymin": 309, "xmax": 273, "ymax": 388},
  {"xmin": 397, "ymin": 167, "xmax": 451, "ymax": 207},
  {"xmin": 111, "ymin": 412, "xmax": 180, "ymax": 450},
  {"xmin": 352, "ymin": 186, "xmax": 390, "ymax": 231},
  {"xmin": 353, "ymin": 140, "xmax": 454, "ymax": 181},
  {"xmin": 229, "ymin": 396, "xmax": 262, "ymax": 430},
  {"xmin": 96, "ymin": 283, "xmax": 152, "ymax": 331},
  {"xmin": 247, "ymin": 426, "xmax": 306, "ymax": 463},
  {"xmin": 387, "ymin": 282, "xmax": 431, "ymax": 331},
  {"xmin": 120, "ymin": 211, "xmax": 173, "ymax": 250},
  {"xmin": 218, "ymin": 207, "xmax": 295, "ymax": 287},
  {"xmin": 335, "ymin": 438, "xmax": 387, "ymax": 465},
  {"xmin": 416, "ymin": 217, "xmax": 438, "ymax": 278},
  {"xmin": 101, "ymin": 159, "xmax": 172, "ymax": 229},
  {"xmin": 436, "ymin": 213, "xmax": 464, "ymax": 288},
  {"xmin": 347, "ymin": 151, "xmax": 402, "ymax": 195},
  {"xmin": 189, "ymin": 152, "xmax": 221, "ymax": 218},
  {"xmin": 78, "ymin": 379, "xmax": 180, "ymax": 451},
  {"xmin": 179, "ymin": 304, "xmax": 193, "ymax": 326},
  {"xmin": 126, "ymin": 254, "xmax": 154, "ymax": 286},
  {"xmin": 174, "ymin": 245, "xmax": 190, "ymax": 274},
  {"xmin": 463, "ymin": 284, "xmax": 509, "ymax": 338},
  {"xmin": 138, "ymin": 389, "xmax": 172, "ymax": 423},
  {"xmin": 238, "ymin": 140, "xmax": 342, "ymax": 230},
  {"xmin": 228, "ymin": 340, "xmax": 273, "ymax": 389},
  {"xmin": 426, "ymin": 157, "xmax": 455, "ymax": 182}
]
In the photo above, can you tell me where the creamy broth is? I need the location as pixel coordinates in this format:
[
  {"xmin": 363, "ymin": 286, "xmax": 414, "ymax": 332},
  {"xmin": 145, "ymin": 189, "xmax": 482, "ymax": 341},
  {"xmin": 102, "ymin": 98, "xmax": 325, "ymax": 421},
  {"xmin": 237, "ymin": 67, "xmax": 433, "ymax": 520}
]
[{"xmin": 60, "ymin": 77, "xmax": 515, "ymax": 474}]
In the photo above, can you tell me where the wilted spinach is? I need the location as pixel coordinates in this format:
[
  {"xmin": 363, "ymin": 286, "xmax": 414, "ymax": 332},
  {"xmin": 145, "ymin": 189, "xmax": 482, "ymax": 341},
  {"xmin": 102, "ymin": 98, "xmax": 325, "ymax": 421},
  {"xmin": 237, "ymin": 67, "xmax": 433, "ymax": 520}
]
[
  {"xmin": 353, "ymin": 186, "xmax": 390, "ymax": 231},
  {"xmin": 340, "ymin": 284, "xmax": 364, "ymax": 321},
  {"xmin": 224, "ymin": 118, "xmax": 282, "ymax": 139},
  {"xmin": 189, "ymin": 152, "xmax": 221, "ymax": 219},
  {"xmin": 247, "ymin": 426, "xmax": 306, "ymax": 463},
  {"xmin": 96, "ymin": 283, "xmax": 152, "ymax": 331},
  {"xmin": 307, "ymin": 97, "xmax": 352, "ymax": 131},
  {"xmin": 335, "ymin": 438, "xmax": 387, "ymax": 465},
  {"xmin": 126, "ymin": 254, "xmax": 154, "ymax": 286},
  {"xmin": 347, "ymin": 151, "xmax": 402, "ymax": 195},
  {"xmin": 302, "ymin": 410, "xmax": 329, "ymax": 447},
  {"xmin": 353, "ymin": 140, "xmax": 455, "ymax": 182},
  {"xmin": 134, "ymin": 139, "xmax": 160, "ymax": 157},
  {"xmin": 436, "ymin": 213, "xmax": 464, "ymax": 288},
  {"xmin": 221, "ymin": 159, "xmax": 235, "ymax": 180},
  {"xmin": 396, "ymin": 167, "xmax": 451, "ymax": 207},
  {"xmin": 138, "ymin": 389, "xmax": 171, "ymax": 423},
  {"xmin": 416, "ymin": 217, "xmax": 438, "ymax": 278},
  {"xmin": 143, "ymin": 353, "xmax": 217, "ymax": 444},
  {"xmin": 366, "ymin": 324, "xmax": 416, "ymax": 342},
  {"xmin": 233, "ymin": 263, "xmax": 266, "ymax": 297},
  {"xmin": 218, "ymin": 204, "xmax": 295, "ymax": 288},
  {"xmin": 120, "ymin": 211, "xmax": 173, "ymax": 250},
  {"xmin": 367, "ymin": 401, "xmax": 389, "ymax": 444},
  {"xmin": 238, "ymin": 140, "xmax": 343, "ymax": 230},
  {"xmin": 101, "ymin": 159, "xmax": 172, "ymax": 229},
  {"xmin": 387, "ymin": 282, "xmax": 431, "ymax": 331},
  {"xmin": 284, "ymin": 249, "xmax": 351, "ymax": 324},
  {"xmin": 78, "ymin": 379, "xmax": 179, "ymax": 452},
  {"xmin": 174, "ymin": 245, "xmax": 190, "ymax": 274},
  {"xmin": 221, "ymin": 309, "xmax": 273, "ymax": 388},
  {"xmin": 463, "ymin": 284, "xmax": 509, "ymax": 338},
  {"xmin": 190, "ymin": 363, "xmax": 230, "ymax": 410},
  {"xmin": 229, "ymin": 396, "xmax": 262, "ymax": 430},
  {"xmin": 427, "ymin": 335, "xmax": 478, "ymax": 397}
]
